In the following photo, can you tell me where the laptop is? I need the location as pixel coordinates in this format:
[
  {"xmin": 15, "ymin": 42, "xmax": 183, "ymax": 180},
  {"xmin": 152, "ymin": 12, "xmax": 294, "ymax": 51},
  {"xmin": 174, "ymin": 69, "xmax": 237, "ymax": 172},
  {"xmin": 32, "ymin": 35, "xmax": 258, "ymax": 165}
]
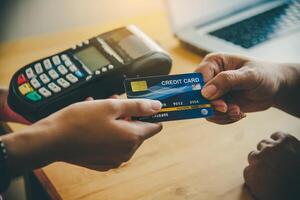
[{"xmin": 166, "ymin": 0, "xmax": 300, "ymax": 62}]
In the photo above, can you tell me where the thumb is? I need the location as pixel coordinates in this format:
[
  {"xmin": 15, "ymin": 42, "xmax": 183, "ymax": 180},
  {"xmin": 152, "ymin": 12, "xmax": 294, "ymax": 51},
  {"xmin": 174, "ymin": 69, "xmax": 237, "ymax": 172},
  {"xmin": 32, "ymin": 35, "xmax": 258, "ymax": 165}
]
[
  {"xmin": 117, "ymin": 99, "xmax": 162, "ymax": 118},
  {"xmin": 131, "ymin": 121, "xmax": 163, "ymax": 140},
  {"xmin": 201, "ymin": 69, "xmax": 256, "ymax": 100}
]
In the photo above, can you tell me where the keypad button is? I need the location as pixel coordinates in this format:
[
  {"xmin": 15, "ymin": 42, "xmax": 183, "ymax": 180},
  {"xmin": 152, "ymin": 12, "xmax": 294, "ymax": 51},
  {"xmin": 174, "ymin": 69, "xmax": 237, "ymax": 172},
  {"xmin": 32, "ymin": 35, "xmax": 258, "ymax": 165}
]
[
  {"xmin": 52, "ymin": 55, "xmax": 61, "ymax": 66},
  {"xmin": 66, "ymin": 73, "xmax": 79, "ymax": 83},
  {"xmin": 61, "ymin": 54, "xmax": 69, "ymax": 61},
  {"xmin": 57, "ymin": 65, "xmax": 68, "ymax": 75},
  {"xmin": 69, "ymin": 65, "xmax": 78, "ymax": 73},
  {"xmin": 95, "ymin": 70, "xmax": 101, "ymax": 75},
  {"xmin": 57, "ymin": 78, "xmax": 70, "ymax": 88},
  {"xmin": 48, "ymin": 69, "xmax": 59, "ymax": 80},
  {"xmin": 43, "ymin": 59, "xmax": 53, "ymax": 70},
  {"xmin": 75, "ymin": 71, "xmax": 84, "ymax": 78},
  {"xmin": 48, "ymin": 82, "xmax": 61, "ymax": 93},
  {"xmin": 26, "ymin": 91, "xmax": 42, "ymax": 102},
  {"xmin": 18, "ymin": 83, "xmax": 33, "ymax": 95},
  {"xmin": 17, "ymin": 74, "xmax": 27, "ymax": 85},
  {"xmin": 25, "ymin": 68, "xmax": 35, "ymax": 79},
  {"xmin": 86, "ymin": 75, "xmax": 92, "ymax": 81},
  {"xmin": 34, "ymin": 63, "xmax": 43, "ymax": 74},
  {"xmin": 39, "ymin": 74, "xmax": 51, "ymax": 84},
  {"xmin": 108, "ymin": 64, "xmax": 114, "ymax": 70},
  {"xmin": 39, "ymin": 87, "xmax": 52, "ymax": 98},
  {"xmin": 101, "ymin": 67, "xmax": 108, "ymax": 72},
  {"xmin": 64, "ymin": 59, "xmax": 72, "ymax": 67},
  {"xmin": 30, "ymin": 78, "xmax": 41, "ymax": 89}
]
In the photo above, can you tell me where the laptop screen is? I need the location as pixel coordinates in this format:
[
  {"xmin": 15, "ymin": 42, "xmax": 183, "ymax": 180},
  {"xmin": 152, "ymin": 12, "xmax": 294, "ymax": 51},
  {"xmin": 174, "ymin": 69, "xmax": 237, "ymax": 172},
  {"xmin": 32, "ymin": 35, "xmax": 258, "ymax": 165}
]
[{"xmin": 166, "ymin": 0, "xmax": 269, "ymax": 32}]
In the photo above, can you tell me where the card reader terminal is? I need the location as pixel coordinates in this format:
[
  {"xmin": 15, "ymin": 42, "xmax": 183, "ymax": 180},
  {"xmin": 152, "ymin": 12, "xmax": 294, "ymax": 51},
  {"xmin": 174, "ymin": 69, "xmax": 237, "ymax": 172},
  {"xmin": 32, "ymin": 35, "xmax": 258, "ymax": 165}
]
[{"xmin": 8, "ymin": 25, "xmax": 172, "ymax": 122}]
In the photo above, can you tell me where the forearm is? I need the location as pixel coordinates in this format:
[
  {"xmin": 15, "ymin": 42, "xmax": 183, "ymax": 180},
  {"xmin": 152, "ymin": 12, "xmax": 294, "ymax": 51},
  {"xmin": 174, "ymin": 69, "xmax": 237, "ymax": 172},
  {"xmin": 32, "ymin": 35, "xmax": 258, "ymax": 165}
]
[
  {"xmin": 1, "ymin": 120, "xmax": 61, "ymax": 177},
  {"xmin": 274, "ymin": 63, "xmax": 300, "ymax": 117}
]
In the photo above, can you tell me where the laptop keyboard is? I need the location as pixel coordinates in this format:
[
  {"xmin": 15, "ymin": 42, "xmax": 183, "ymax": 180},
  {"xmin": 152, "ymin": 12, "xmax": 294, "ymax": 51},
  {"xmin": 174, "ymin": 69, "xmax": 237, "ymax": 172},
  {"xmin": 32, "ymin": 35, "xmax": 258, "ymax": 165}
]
[{"xmin": 209, "ymin": 1, "xmax": 300, "ymax": 49}]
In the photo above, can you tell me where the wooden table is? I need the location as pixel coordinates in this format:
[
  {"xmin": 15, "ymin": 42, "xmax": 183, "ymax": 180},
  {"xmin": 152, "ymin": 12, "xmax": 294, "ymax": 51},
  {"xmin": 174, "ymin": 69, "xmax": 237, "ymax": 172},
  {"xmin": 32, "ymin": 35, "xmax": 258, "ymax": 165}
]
[{"xmin": 1, "ymin": 2, "xmax": 300, "ymax": 200}]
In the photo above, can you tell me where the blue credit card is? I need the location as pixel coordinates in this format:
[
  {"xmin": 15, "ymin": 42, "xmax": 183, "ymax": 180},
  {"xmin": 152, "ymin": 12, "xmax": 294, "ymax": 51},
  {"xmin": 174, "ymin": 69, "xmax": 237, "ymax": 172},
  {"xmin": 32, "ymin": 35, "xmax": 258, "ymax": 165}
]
[{"xmin": 124, "ymin": 73, "xmax": 214, "ymax": 122}]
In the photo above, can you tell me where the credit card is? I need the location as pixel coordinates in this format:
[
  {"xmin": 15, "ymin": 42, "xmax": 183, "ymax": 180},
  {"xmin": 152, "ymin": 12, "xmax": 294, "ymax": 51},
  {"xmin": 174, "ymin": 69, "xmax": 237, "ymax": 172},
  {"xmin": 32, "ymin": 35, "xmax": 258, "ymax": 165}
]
[{"xmin": 124, "ymin": 73, "xmax": 214, "ymax": 122}]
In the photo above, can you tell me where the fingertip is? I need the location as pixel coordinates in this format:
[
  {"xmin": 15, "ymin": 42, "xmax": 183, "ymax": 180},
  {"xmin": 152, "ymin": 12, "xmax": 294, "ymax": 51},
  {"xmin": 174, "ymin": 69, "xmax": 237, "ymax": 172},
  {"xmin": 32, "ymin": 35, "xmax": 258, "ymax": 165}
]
[
  {"xmin": 227, "ymin": 104, "xmax": 241, "ymax": 116},
  {"xmin": 270, "ymin": 131, "xmax": 285, "ymax": 140},
  {"xmin": 228, "ymin": 108, "xmax": 240, "ymax": 116},
  {"xmin": 198, "ymin": 71, "xmax": 211, "ymax": 83},
  {"xmin": 211, "ymin": 99, "xmax": 228, "ymax": 113},
  {"xmin": 155, "ymin": 122, "xmax": 163, "ymax": 133},
  {"xmin": 135, "ymin": 121, "xmax": 163, "ymax": 140},
  {"xmin": 85, "ymin": 97, "xmax": 94, "ymax": 101},
  {"xmin": 149, "ymin": 100, "xmax": 162, "ymax": 112},
  {"xmin": 110, "ymin": 95, "xmax": 120, "ymax": 99},
  {"xmin": 118, "ymin": 99, "xmax": 162, "ymax": 118},
  {"xmin": 203, "ymin": 75, "xmax": 211, "ymax": 83},
  {"xmin": 201, "ymin": 84, "xmax": 218, "ymax": 99},
  {"xmin": 215, "ymin": 106, "xmax": 227, "ymax": 113},
  {"xmin": 195, "ymin": 62, "xmax": 214, "ymax": 83},
  {"xmin": 247, "ymin": 150, "xmax": 260, "ymax": 165},
  {"xmin": 158, "ymin": 122, "xmax": 163, "ymax": 129}
]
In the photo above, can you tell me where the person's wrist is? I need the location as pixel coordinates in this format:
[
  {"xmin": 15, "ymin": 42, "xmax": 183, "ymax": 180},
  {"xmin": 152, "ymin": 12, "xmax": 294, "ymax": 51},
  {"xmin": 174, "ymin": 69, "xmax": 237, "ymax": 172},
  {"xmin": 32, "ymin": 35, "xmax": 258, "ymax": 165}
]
[
  {"xmin": 37, "ymin": 113, "xmax": 74, "ymax": 163},
  {"xmin": 273, "ymin": 63, "xmax": 300, "ymax": 113},
  {"xmin": 29, "ymin": 118, "xmax": 64, "ymax": 163},
  {"xmin": 273, "ymin": 63, "xmax": 288, "ymax": 106},
  {"xmin": 2, "ymin": 119, "xmax": 61, "ymax": 176}
]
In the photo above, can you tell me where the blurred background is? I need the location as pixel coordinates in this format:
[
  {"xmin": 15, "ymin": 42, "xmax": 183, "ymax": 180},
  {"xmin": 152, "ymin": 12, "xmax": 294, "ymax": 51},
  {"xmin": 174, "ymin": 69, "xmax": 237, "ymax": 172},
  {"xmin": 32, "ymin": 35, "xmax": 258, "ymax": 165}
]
[{"xmin": 0, "ymin": 0, "xmax": 164, "ymax": 42}]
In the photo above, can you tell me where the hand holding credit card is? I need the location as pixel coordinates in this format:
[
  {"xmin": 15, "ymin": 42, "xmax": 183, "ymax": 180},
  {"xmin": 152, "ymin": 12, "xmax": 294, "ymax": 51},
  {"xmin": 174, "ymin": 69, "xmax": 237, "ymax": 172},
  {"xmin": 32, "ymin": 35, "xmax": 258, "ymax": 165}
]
[{"xmin": 124, "ymin": 73, "xmax": 214, "ymax": 122}]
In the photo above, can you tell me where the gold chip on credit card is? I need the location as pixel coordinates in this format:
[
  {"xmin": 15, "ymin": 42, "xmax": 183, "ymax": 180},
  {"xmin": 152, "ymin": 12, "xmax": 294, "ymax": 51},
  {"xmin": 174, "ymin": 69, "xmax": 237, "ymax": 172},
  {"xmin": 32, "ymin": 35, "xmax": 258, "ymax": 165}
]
[{"xmin": 130, "ymin": 81, "xmax": 148, "ymax": 92}]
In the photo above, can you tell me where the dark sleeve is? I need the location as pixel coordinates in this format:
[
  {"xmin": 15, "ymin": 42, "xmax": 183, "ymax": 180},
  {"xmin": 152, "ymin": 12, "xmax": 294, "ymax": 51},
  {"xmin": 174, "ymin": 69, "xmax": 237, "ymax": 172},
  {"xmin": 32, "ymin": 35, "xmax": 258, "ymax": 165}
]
[{"xmin": 0, "ymin": 122, "xmax": 12, "ymax": 192}]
